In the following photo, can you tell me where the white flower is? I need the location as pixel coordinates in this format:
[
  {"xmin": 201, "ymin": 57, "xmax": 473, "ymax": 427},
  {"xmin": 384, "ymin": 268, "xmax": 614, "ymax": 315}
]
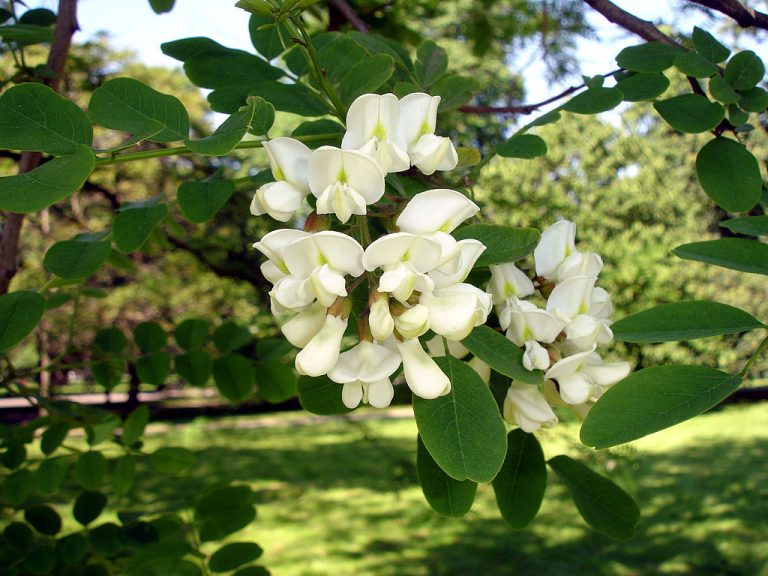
[
  {"xmin": 503, "ymin": 382, "xmax": 558, "ymax": 433},
  {"xmin": 488, "ymin": 263, "xmax": 535, "ymax": 306},
  {"xmin": 253, "ymin": 229, "xmax": 310, "ymax": 284},
  {"xmin": 546, "ymin": 275, "xmax": 596, "ymax": 322},
  {"xmin": 341, "ymin": 93, "xmax": 410, "ymax": 173},
  {"xmin": 397, "ymin": 337, "xmax": 451, "ymax": 399},
  {"xmin": 425, "ymin": 335, "xmax": 469, "ymax": 358},
  {"xmin": 393, "ymin": 303, "xmax": 430, "ymax": 339},
  {"xmin": 590, "ymin": 286, "xmax": 613, "ymax": 319},
  {"xmin": 468, "ymin": 357, "xmax": 491, "ymax": 384},
  {"xmin": 328, "ymin": 340, "xmax": 402, "ymax": 409},
  {"xmin": 250, "ymin": 137, "xmax": 312, "ymax": 221},
  {"xmin": 398, "ymin": 93, "xmax": 457, "ymax": 175},
  {"xmin": 396, "ymin": 189, "xmax": 479, "ymax": 235},
  {"xmin": 500, "ymin": 297, "xmax": 564, "ymax": 346},
  {"xmin": 544, "ymin": 348, "xmax": 630, "ymax": 405},
  {"xmin": 280, "ymin": 301, "xmax": 328, "ymax": 348},
  {"xmin": 523, "ymin": 340, "xmax": 550, "ymax": 371},
  {"xmin": 295, "ymin": 314, "xmax": 348, "ymax": 377},
  {"xmin": 555, "ymin": 252, "xmax": 603, "ymax": 282},
  {"xmin": 368, "ymin": 294, "xmax": 394, "ymax": 342},
  {"xmin": 562, "ymin": 314, "xmax": 613, "ymax": 354},
  {"xmin": 308, "ymin": 146, "xmax": 386, "ymax": 223},
  {"xmin": 420, "ymin": 283, "xmax": 491, "ymax": 341},
  {"xmin": 534, "ymin": 220, "xmax": 576, "ymax": 280},
  {"xmin": 428, "ymin": 239, "xmax": 486, "ymax": 289}
]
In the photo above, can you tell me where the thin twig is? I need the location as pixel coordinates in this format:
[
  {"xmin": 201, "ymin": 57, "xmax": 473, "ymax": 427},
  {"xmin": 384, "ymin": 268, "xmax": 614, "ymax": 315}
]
[{"xmin": 687, "ymin": 0, "xmax": 768, "ymax": 32}]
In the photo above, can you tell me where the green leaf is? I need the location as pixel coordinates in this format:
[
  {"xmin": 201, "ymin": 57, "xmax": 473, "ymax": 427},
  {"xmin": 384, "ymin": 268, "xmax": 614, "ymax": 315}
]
[
  {"xmin": 0, "ymin": 291, "xmax": 45, "ymax": 353},
  {"xmin": 86, "ymin": 411, "xmax": 121, "ymax": 446},
  {"xmin": 615, "ymin": 72, "xmax": 670, "ymax": 101},
  {"xmin": 297, "ymin": 375, "xmax": 351, "ymax": 415},
  {"xmin": 196, "ymin": 484, "xmax": 254, "ymax": 519},
  {"xmin": 581, "ymin": 365, "xmax": 742, "ymax": 448},
  {"xmin": 199, "ymin": 506, "xmax": 257, "ymax": 543},
  {"xmin": 561, "ymin": 87, "xmax": 623, "ymax": 114},
  {"xmin": 462, "ymin": 325, "xmax": 543, "ymax": 384},
  {"xmin": 291, "ymin": 119, "xmax": 344, "ymax": 148},
  {"xmin": 673, "ymin": 52, "xmax": 718, "ymax": 77},
  {"xmin": 653, "ymin": 94, "xmax": 725, "ymax": 133},
  {"xmin": 74, "ymin": 451, "xmax": 106, "ymax": 490},
  {"xmin": 214, "ymin": 354, "xmax": 255, "ymax": 403},
  {"xmin": 57, "ymin": 533, "xmax": 90, "ymax": 565},
  {"xmin": 209, "ymin": 542, "xmax": 264, "ymax": 573},
  {"xmin": 4, "ymin": 521, "xmax": 34, "ymax": 548},
  {"xmin": 548, "ymin": 455, "xmax": 640, "ymax": 540},
  {"xmin": 720, "ymin": 215, "xmax": 768, "ymax": 236},
  {"xmin": 724, "ymin": 50, "xmax": 765, "ymax": 90},
  {"xmin": 496, "ymin": 134, "xmax": 547, "ymax": 159},
  {"xmin": 174, "ymin": 318, "xmax": 210, "ymax": 350},
  {"xmin": 0, "ymin": 144, "xmax": 95, "ymax": 213},
  {"xmin": 150, "ymin": 447, "xmax": 196, "ymax": 475},
  {"xmin": 177, "ymin": 180, "xmax": 235, "ymax": 224},
  {"xmin": 415, "ymin": 40, "xmax": 448, "ymax": 87},
  {"xmin": 185, "ymin": 98, "xmax": 257, "ymax": 155},
  {"xmin": 737, "ymin": 86, "xmax": 768, "ymax": 112},
  {"xmin": 174, "ymin": 350, "xmax": 213, "ymax": 387},
  {"xmin": 89, "ymin": 77, "xmax": 189, "ymax": 142},
  {"xmin": 41, "ymin": 422, "xmax": 69, "ymax": 455},
  {"xmin": 122, "ymin": 405, "xmax": 150, "ymax": 446},
  {"xmin": 212, "ymin": 321, "xmax": 252, "ymax": 354},
  {"xmin": 248, "ymin": 96, "xmax": 276, "ymax": 136},
  {"xmin": 413, "ymin": 355, "xmax": 507, "ymax": 482},
  {"xmin": 25, "ymin": 505, "xmax": 61, "ymax": 536},
  {"xmin": 233, "ymin": 568, "xmax": 270, "ymax": 576},
  {"xmin": 2, "ymin": 443, "xmax": 25, "ymax": 469},
  {"xmin": 709, "ymin": 74, "xmax": 741, "ymax": 104},
  {"xmin": 492, "ymin": 430, "xmax": 547, "ymax": 529},
  {"xmin": 612, "ymin": 300, "xmax": 764, "ymax": 342},
  {"xmin": 113, "ymin": 454, "xmax": 136, "ymax": 495},
  {"xmin": 431, "ymin": 74, "xmax": 480, "ymax": 111},
  {"xmin": 246, "ymin": 81, "xmax": 330, "ymax": 117},
  {"xmin": 113, "ymin": 203, "xmax": 168, "ymax": 254},
  {"xmin": 94, "ymin": 327, "xmax": 127, "ymax": 355},
  {"xmin": 673, "ymin": 238, "xmax": 768, "ymax": 275},
  {"xmin": 616, "ymin": 42, "xmax": 683, "ymax": 72},
  {"xmin": 453, "ymin": 224, "xmax": 540, "ymax": 266},
  {"xmin": 73, "ymin": 490, "xmax": 107, "ymax": 526},
  {"xmin": 0, "ymin": 83, "xmax": 92, "ymax": 154},
  {"xmin": 692, "ymin": 27, "xmax": 730, "ymax": 63},
  {"xmin": 134, "ymin": 321, "xmax": 167, "ymax": 354},
  {"xmin": 248, "ymin": 15, "xmax": 288, "ymax": 60},
  {"xmin": 416, "ymin": 435, "xmax": 477, "ymax": 517},
  {"xmin": 0, "ymin": 23, "xmax": 53, "ymax": 44},
  {"xmin": 44, "ymin": 239, "xmax": 111, "ymax": 279},
  {"xmin": 136, "ymin": 352, "xmax": 171, "ymax": 385},
  {"xmin": 35, "ymin": 457, "xmax": 67, "ymax": 495},
  {"xmin": 4, "ymin": 469, "xmax": 33, "ymax": 506},
  {"xmin": 149, "ymin": 0, "xmax": 176, "ymax": 14},
  {"xmin": 697, "ymin": 137, "xmax": 762, "ymax": 212},
  {"xmin": 24, "ymin": 543, "xmax": 56, "ymax": 575},
  {"xmin": 339, "ymin": 54, "xmax": 395, "ymax": 105},
  {"xmin": 255, "ymin": 360, "xmax": 297, "ymax": 403},
  {"xmin": 527, "ymin": 110, "xmax": 561, "ymax": 127},
  {"xmin": 161, "ymin": 37, "xmax": 228, "ymax": 61},
  {"xmin": 90, "ymin": 523, "xmax": 124, "ymax": 557}
]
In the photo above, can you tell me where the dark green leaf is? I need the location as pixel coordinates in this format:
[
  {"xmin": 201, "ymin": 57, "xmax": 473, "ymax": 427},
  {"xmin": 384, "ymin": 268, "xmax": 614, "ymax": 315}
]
[
  {"xmin": 177, "ymin": 180, "xmax": 235, "ymax": 224},
  {"xmin": 492, "ymin": 430, "xmax": 547, "ymax": 529},
  {"xmin": 232, "ymin": 568, "xmax": 270, "ymax": 576},
  {"xmin": 199, "ymin": 506, "xmax": 257, "ymax": 543},
  {"xmin": 612, "ymin": 300, "xmax": 764, "ymax": 342},
  {"xmin": 724, "ymin": 50, "xmax": 765, "ymax": 90},
  {"xmin": 35, "ymin": 457, "xmax": 67, "ymax": 494},
  {"xmin": 653, "ymin": 94, "xmax": 725, "ymax": 133},
  {"xmin": 174, "ymin": 350, "xmax": 213, "ymax": 387},
  {"xmin": 92, "ymin": 358, "xmax": 124, "ymax": 390},
  {"xmin": 134, "ymin": 321, "xmax": 167, "ymax": 354},
  {"xmin": 549, "ymin": 455, "xmax": 640, "ymax": 540},
  {"xmin": 414, "ymin": 356, "xmax": 507, "ymax": 482},
  {"xmin": 86, "ymin": 411, "xmax": 121, "ymax": 447},
  {"xmin": 122, "ymin": 405, "xmax": 150, "ymax": 446},
  {"xmin": 149, "ymin": 0, "xmax": 176, "ymax": 14},
  {"xmin": 462, "ymin": 325, "xmax": 543, "ymax": 384},
  {"xmin": 213, "ymin": 354, "xmax": 255, "ymax": 403},
  {"xmin": 720, "ymin": 215, "xmax": 768, "ymax": 236},
  {"xmin": 2, "ymin": 443, "xmax": 25, "ymax": 469},
  {"xmin": 0, "ymin": 144, "xmax": 95, "ymax": 213},
  {"xmin": 150, "ymin": 447, "xmax": 196, "ymax": 475},
  {"xmin": 161, "ymin": 37, "xmax": 228, "ymax": 61},
  {"xmin": 255, "ymin": 360, "xmax": 297, "ymax": 403},
  {"xmin": 496, "ymin": 134, "xmax": 547, "ymax": 159},
  {"xmin": 615, "ymin": 72, "xmax": 670, "ymax": 101},
  {"xmin": 616, "ymin": 42, "xmax": 683, "ymax": 72},
  {"xmin": 196, "ymin": 484, "xmax": 254, "ymax": 519},
  {"xmin": 297, "ymin": 375, "xmax": 351, "ymax": 415},
  {"xmin": 0, "ymin": 291, "xmax": 45, "ymax": 353},
  {"xmin": 89, "ymin": 77, "xmax": 189, "ymax": 142},
  {"xmin": 692, "ymin": 26, "xmax": 730, "ymax": 63},
  {"xmin": 4, "ymin": 469, "xmax": 33, "ymax": 506},
  {"xmin": 113, "ymin": 454, "xmax": 136, "ymax": 495},
  {"xmin": 417, "ymin": 435, "xmax": 476, "ymax": 517},
  {"xmin": 314, "ymin": 34, "xmax": 369, "ymax": 87},
  {"xmin": 673, "ymin": 52, "xmax": 718, "ymax": 77},
  {"xmin": 90, "ymin": 523, "xmax": 124, "ymax": 557},
  {"xmin": 185, "ymin": 98, "xmax": 257, "ymax": 155},
  {"xmin": 415, "ymin": 40, "xmax": 448, "ymax": 87},
  {"xmin": 24, "ymin": 543, "xmax": 56, "ymax": 575},
  {"xmin": 582, "ymin": 365, "xmax": 742, "ymax": 448},
  {"xmin": 290, "ymin": 119, "xmax": 344, "ymax": 148},
  {"xmin": 57, "ymin": 533, "xmax": 90, "ymax": 565},
  {"xmin": 339, "ymin": 54, "xmax": 395, "ymax": 105},
  {"xmin": 209, "ymin": 542, "xmax": 264, "ymax": 573},
  {"xmin": 561, "ymin": 87, "xmax": 623, "ymax": 114},
  {"xmin": 709, "ymin": 74, "xmax": 741, "ymax": 104},
  {"xmin": 19, "ymin": 9, "xmax": 57, "ymax": 26},
  {"xmin": 136, "ymin": 352, "xmax": 171, "ymax": 385},
  {"xmin": 41, "ymin": 422, "xmax": 69, "ymax": 455},
  {"xmin": 44, "ymin": 239, "xmax": 111, "ymax": 279},
  {"xmin": 174, "ymin": 318, "xmax": 210, "ymax": 350},
  {"xmin": 673, "ymin": 238, "xmax": 768, "ymax": 275},
  {"xmin": 73, "ymin": 490, "xmax": 107, "ymax": 526},
  {"xmin": 432, "ymin": 74, "xmax": 480, "ymax": 111},
  {"xmin": 0, "ymin": 83, "xmax": 92, "ymax": 154},
  {"xmin": 248, "ymin": 15, "xmax": 288, "ymax": 60},
  {"xmin": 94, "ymin": 327, "xmax": 127, "ymax": 355},
  {"xmin": 4, "ymin": 521, "xmax": 34, "ymax": 548},
  {"xmin": 212, "ymin": 321, "xmax": 253, "ymax": 354},
  {"xmin": 24, "ymin": 505, "xmax": 61, "ymax": 535},
  {"xmin": 245, "ymin": 81, "xmax": 330, "ymax": 117},
  {"xmin": 113, "ymin": 204, "xmax": 168, "ymax": 253},
  {"xmin": 737, "ymin": 86, "xmax": 768, "ymax": 112},
  {"xmin": 249, "ymin": 96, "xmax": 276, "ymax": 136},
  {"xmin": 74, "ymin": 451, "xmax": 106, "ymax": 490},
  {"xmin": 453, "ymin": 224, "xmax": 540, "ymax": 266}
]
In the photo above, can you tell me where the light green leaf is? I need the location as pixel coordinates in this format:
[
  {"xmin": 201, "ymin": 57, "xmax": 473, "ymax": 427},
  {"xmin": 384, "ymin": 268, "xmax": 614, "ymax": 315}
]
[
  {"xmin": 255, "ymin": 360, "xmax": 297, "ymax": 403},
  {"xmin": 413, "ymin": 355, "xmax": 507, "ymax": 483},
  {"xmin": 672, "ymin": 238, "xmax": 768, "ymax": 275},
  {"xmin": 453, "ymin": 224, "xmax": 540, "ymax": 266},
  {"xmin": 248, "ymin": 96, "xmax": 275, "ymax": 136},
  {"xmin": 249, "ymin": 15, "xmax": 289, "ymax": 60},
  {"xmin": 0, "ymin": 23, "xmax": 53, "ymax": 44},
  {"xmin": 175, "ymin": 350, "xmax": 213, "ymax": 387},
  {"xmin": 73, "ymin": 490, "xmax": 107, "ymax": 526},
  {"xmin": 611, "ymin": 301, "xmax": 764, "ymax": 342},
  {"xmin": 0, "ymin": 83, "xmax": 92, "ymax": 154},
  {"xmin": 44, "ymin": 239, "xmax": 111, "ymax": 279},
  {"xmin": 415, "ymin": 40, "xmax": 448, "ymax": 87},
  {"xmin": 297, "ymin": 375, "xmax": 351, "ymax": 415},
  {"xmin": 692, "ymin": 26, "xmax": 730, "ymax": 63},
  {"xmin": 113, "ymin": 203, "xmax": 168, "ymax": 254},
  {"xmin": 581, "ymin": 365, "xmax": 742, "ymax": 448},
  {"xmin": 137, "ymin": 352, "xmax": 171, "ymax": 386},
  {"xmin": 122, "ymin": 405, "xmax": 150, "ymax": 446},
  {"xmin": 561, "ymin": 87, "xmax": 623, "ymax": 114},
  {"xmin": 496, "ymin": 134, "xmax": 547, "ymax": 159},
  {"xmin": 696, "ymin": 137, "xmax": 761, "ymax": 212},
  {"xmin": 654, "ymin": 94, "xmax": 725, "ymax": 133},
  {"xmin": 492, "ymin": 430, "xmax": 547, "ymax": 529},
  {"xmin": 615, "ymin": 72, "xmax": 670, "ymax": 101},
  {"xmin": 417, "ymin": 435, "xmax": 477, "ymax": 517},
  {"xmin": 94, "ymin": 327, "xmax": 127, "ymax": 355},
  {"xmin": 724, "ymin": 50, "xmax": 765, "ymax": 90},
  {"xmin": 74, "ymin": 451, "xmax": 106, "ymax": 490},
  {"xmin": 174, "ymin": 318, "xmax": 210, "ymax": 350},
  {"xmin": 0, "ymin": 144, "xmax": 95, "ymax": 213},
  {"xmin": 548, "ymin": 455, "xmax": 640, "ymax": 540},
  {"xmin": 616, "ymin": 42, "xmax": 683, "ymax": 73},
  {"xmin": 134, "ymin": 321, "xmax": 167, "ymax": 354},
  {"xmin": 185, "ymin": 98, "xmax": 257, "ymax": 155},
  {"xmin": 462, "ymin": 325, "xmax": 543, "ymax": 384},
  {"xmin": 209, "ymin": 542, "xmax": 264, "ymax": 573},
  {"xmin": 720, "ymin": 215, "xmax": 768, "ymax": 236},
  {"xmin": 213, "ymin": 354, "xmax": 255, "ymax": 404},
  {"xmin": 340, "ymin": 54, "xmax": 395, "ymax": 105},
  {"xmin": 709, "ymin": 74, "xmax": 741, "ymax": 104},
  {"xmin": 0, "ymin": 291, "xmax": 45, "ymax": 353},
  {"xmin": 673, "ymin": 52, "xmax": 718, "ymax": 77},
  {"xmin": 161, "ymin": 37, "xmax": 228, "ymax": 61},
  {"xmin": 431, "ymin": 74, "xmax": 480, "ymax": 111},
  {"xmin": 150, "ymin": 447, "xmax": 196, "ymax": 475},
  {"xmin": 89, "ymin": 77, "xmax": 189, "ymax": 142}
]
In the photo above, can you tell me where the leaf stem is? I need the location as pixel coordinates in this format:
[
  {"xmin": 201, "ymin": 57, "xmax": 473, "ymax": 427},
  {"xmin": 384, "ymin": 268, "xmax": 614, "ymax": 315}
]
[{"xmin": 739, "ymin": 331, "xmax": 768, "ymax": 378}]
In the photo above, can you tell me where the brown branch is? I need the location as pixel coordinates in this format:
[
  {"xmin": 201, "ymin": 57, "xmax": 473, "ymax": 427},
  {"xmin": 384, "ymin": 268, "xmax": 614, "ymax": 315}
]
[
  {"xmin": 0, "ymin": 0, "xmax": 80, "ymax": 295},
  {"xmin": 327, "ymin": 0, "xmax": 370, "ymax": 33},
  {"xmin": 686, "ymin": 0, "xmax": 768, "ymax": 32},
  {"xmin": 582, "ymin": 0, "xmax": 683, "ymax": 46}
]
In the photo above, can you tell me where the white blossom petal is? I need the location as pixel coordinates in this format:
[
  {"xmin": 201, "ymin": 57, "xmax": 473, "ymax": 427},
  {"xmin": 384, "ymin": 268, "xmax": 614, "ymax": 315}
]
[
  {"xmin": 363, "ymin": 233, "xmax": 443, "ymax": 272},
  {"xmin": 468, "ymin": 357, "xmax": 491, "ymax": 384},
  {"xmin": 396, "ymin": 189, "xmax": 479, "ymax": 234},
  {"xmin": 488, "ymin": 263, "xmax": 535, "ymax": 305},
  {"xmin": 546, "ymin": 275, "xmax": 596, "ymax": 321},
  {"xmin": 429, "ymin": 239, "xmax": 486, "ymax": 288},
  {"xmin": 394, "ymin": 304, "xmax": 430, "ymax": 339},
  {"xmin": 369, "ymin": 295, "xmax": 395, "ymax": 342},
  {"xmin": 295, "ymin": 314, "xmax": 348, "ymax": 377},
  {"xmin": 342, "ymin": 383, "xmax": 364, "ymax": 409},
  {"xmin": 398, "ymin": 92, "xmax": 439, "ymax": 147},
  {"xmin": 503, "ymin": 382, "xmax": 558, "ymax": 432},
  {"xmin": 523, "ymin": 340, "xmax": 551, "ymax": 371},
  {"xmin": 534, "ymin": 220, "xmax": 576, "ymax": 279},
  {"xmin": 409, "ymin": 134, "xmax": 458, "ymax": 175},
  {"xmin": 280, "ymin": 302, "xmax": 328, "ymax": 348},
  {"xmin": 425, "ymin": 335, "xmax": 470, "ymax": 358},
  {"xmin": 421, "ymin": 284, "xmax": 491, "ymax": 341},
  {"xmin": 397, "ymin": 337, "xmax": 451, "ymax": 399},
  {"xmin": 342, "ymin": 93, "xmax": 409, "ymax": 173},
  {"xmin": 367, "ymin": 379, "xmax": 395, "ymax": 408},
  {"xmin": 264, "ymin": 137, "xmax": 311, "ymax": 190}
]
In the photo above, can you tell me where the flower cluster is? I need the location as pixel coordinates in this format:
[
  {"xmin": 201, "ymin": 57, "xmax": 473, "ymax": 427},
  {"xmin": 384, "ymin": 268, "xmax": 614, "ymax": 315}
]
[
  {"xmin": 252, "ymin": 93, "xmax": 489, "ymax": 409},
  {"xmin": 488, "ymin": 221, "xmax": 630, "ymax": 433}
]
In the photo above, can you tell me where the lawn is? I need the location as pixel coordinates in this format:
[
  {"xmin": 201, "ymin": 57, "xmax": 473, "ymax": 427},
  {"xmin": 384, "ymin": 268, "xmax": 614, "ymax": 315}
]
[{"xmin": 121, "ymin": 403, "xmax": 768, "ymax": 576}]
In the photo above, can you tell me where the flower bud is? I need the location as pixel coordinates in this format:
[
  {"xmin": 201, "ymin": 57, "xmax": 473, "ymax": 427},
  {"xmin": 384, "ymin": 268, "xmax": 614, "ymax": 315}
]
[
  {"xmin": 503, "ymin": 382, "xmax": 558, "ymax": 433},
  {"xmin": 393, "ymin": 303, "xmax": 430, "ymax": 339},
  {"xmin": 369, "ymin": 293, "xmax": 394, "ymax": 341},
  {"xmin": 523, "ymin": 340, "xmax": 551, "ymax": 371},
  {"xmin": 397, "ymin": 337, "xmax": 451, "ymax": 399},
  {"xmin": 295, "ymin": 314, "xmax": 348, "ymax": 377}
]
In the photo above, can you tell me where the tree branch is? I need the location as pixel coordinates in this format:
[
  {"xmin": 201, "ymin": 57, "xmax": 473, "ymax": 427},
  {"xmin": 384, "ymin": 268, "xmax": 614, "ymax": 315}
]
[
  {"xmin": 581, "ymin": 0, "xmax": 683, "ymax": 46},
  {"xmin": 686, "ymin": 0, "xmax": 768, "ymax": 32},
  {"xmin": 327, "ymin": 0, "xmax": 370, "ymax": 33}
]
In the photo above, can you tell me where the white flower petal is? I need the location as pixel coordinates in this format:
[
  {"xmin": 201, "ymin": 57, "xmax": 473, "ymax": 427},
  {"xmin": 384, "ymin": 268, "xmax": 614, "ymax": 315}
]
[
  {"xmin": 429, "ymin": 239, "xmax": 486, "ymax": 288},
  {"xmin": 425, "ymin": 335, "xmax": 470, "ymax": 358},
  {"xmin": 557, "ymin": 372, "xmax": 593, "ymax": 405},
  {"xmin": 523, "ymin": 340, "xmax": 550, "ymax": 371},
  {"xmin": 488, "ymin": 263, "xmax": 535, "ymax": 305},
  {"xmin": 342, "ymin": 382, "xmax": 363, "ymax": 409},
  {"xmin": 534, "ymin": 220, "xmax": 576, "ymax": 279},
  {"xmin": 396, "ymin": 189, "xmax": 479, "ymax": 234},
  {"xmin": 398, "ymin": 92, "xmax": 439, "ymax": 147},
  {"xmin": 397, "ymin": 337, "xmax": 451, "ymax": 399},
  {"xmin": 281, "ymin": 302, "xmax": 328, "ymax": 348},
  {"xmin": 253, "ymin": 229, "xmax": 309, "ymax": 271},
  {"xmin": 546, "ymin": 275, "xmax": 596, "ymax": 321},
  {"xmin": 555, "ymin": 252, "xmax": 603, "ymax": 281},
  {"xmin": 369, "ymin": 296, "xmax": 395, "ymax": 342},
  {"xmin": 422, "ymin": 284, "xmax": 491, "ymax": 341},
  {"xmin": 363, "ymin": 233, "xmax": 443, "ymax": 272},
  {"xmin": 584, "ymin": 358, "xmax": 631, "ymax": 388},
  {"xmin": 394, "ymin": 304, "xmax": 430, "ymax": 339},
  {"xmin": 342, "ymin": 93, "xmax": 409, "ymax": 173},
  {"xmin": 410, "ymin": 134, "xmax": 458, "ymax": 175},
  {"xmin": 250, "ymin": 181, "xmax": 306, "ymax": 222},
  {"xmin": 503, "ymin": 382, "xmax": 558, "ymax": 432},
  {"xmin": 264, "ymin": 137, "xmax": 311, "ymax": 190},
  {"xmin": 468, "ymin": 357, "xmax": 491, "ymax": 384},
  {"xmin": 367, "ymin": 379, "xmax": 395, "ymax": 408},
  {"xmin": 295, "ymin": 314, "xmax": 348, "ymax": 377}
]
